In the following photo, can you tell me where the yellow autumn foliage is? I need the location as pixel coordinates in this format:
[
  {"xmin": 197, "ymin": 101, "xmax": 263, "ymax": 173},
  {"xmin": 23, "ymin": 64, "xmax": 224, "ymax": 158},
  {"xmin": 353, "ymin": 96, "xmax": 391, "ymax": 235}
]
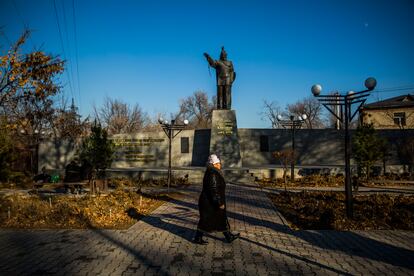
[{"xmin": 0, "ymin": 189, "xmax": 172, "ymax": 229}]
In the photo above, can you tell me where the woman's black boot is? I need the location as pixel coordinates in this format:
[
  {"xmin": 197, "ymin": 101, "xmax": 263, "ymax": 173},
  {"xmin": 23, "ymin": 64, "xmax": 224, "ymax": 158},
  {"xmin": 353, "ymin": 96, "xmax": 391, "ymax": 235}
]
[
  {"xmin": 193, "ymin": 230, "xmax": 208, "ymax": 245},
  {"xmin": 223, "ymin": 231, "xmax": 240, "ymax": 243}
]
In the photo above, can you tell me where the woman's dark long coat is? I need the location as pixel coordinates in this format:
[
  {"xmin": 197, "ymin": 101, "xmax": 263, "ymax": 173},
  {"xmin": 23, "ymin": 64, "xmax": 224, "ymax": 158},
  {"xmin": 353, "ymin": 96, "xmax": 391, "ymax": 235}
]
[{"xmin": 197, "ymin": 165, "xmax": 229, "ymax": 233}]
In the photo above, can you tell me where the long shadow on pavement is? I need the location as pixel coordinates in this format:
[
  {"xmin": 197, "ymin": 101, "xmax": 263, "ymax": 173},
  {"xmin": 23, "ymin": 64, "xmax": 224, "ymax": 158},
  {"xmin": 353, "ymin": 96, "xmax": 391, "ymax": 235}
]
[
  {"xmin": 87, "ymin": 227, "xmax": 170, "ymax": 275},
  {"xmin": 164, "ymin": 192, "xmax": 414, "ymax": 271},
  {"xmin": 239, "ymin": 236, "xmax": 354, "ymax": 275},
  {"xmin": 134, "ymin": 208, "xmax": 353, "ymax": 275}
]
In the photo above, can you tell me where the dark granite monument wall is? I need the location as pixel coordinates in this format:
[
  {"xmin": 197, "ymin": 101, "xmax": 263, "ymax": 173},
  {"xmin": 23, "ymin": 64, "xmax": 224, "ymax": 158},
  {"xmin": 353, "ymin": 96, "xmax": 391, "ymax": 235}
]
[
  {"xmin": 191, "ymin": 129, "xmax": 211, "ymax": 166},
  {"xmin": 39, "ymin": 128, "xmax": 413, "ymax": 172},
  {"xmin": 239, "ymin": 128, "xmax": 412, "ymax": 167},
  {"xmin": 239, "ymin": 129, "xmax": 345, "ymax": 166},
  {"xmin": 209, "ymin": 110, "xmax": 242, "ymax": 167},
  {"xmin": 38, "ymin": 129, "xmax": 206, "ymax": 171},
  {"xmin": 38, "ymin": 138, "xmax": 79, "ymax": 171}
]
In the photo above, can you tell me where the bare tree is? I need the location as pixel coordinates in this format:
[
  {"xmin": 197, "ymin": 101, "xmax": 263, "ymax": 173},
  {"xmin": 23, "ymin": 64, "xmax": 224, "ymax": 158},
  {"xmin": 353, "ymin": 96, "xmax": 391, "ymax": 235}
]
[
  {"xmin": 142, "ymin": 115, "xmax": 163, "ymax": 132},
  {"xmin": 261, "ymin": 100, "xmax": 283, "ymax": 128},
  {"xmin": 53, "ymin": 98, "xmax": 88, "ymax": 139},
  {"xmin": 287, "ymin": 96, "xmax": 325, "ymax": 129},
  {"xmin": 273, "ymin": 149, "xmax": 295, "ymax": 189},
  {"xmin": 94, "ymin": 97, "xmax": 148, "ymax": 135},
  {"xmin": 143, "ymin": 112, "xmax": 181, "ymax": 131},
  {"xmin": 177, "ymin": 91, "xmax": 215, "ymax": 129}
]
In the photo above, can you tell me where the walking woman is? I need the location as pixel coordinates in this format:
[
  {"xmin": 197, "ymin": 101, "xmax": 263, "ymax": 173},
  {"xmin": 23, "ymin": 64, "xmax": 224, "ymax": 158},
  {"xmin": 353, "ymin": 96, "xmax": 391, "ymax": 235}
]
[{"xmin": 193, "ymin": 154, "xmax": 240, "ymax": 244}]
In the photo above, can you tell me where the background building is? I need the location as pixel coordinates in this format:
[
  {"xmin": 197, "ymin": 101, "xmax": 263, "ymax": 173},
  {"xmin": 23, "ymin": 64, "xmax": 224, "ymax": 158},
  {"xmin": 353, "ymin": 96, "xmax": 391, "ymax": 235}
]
[{"xmin": 360, "ymin": 94, "xmax": 414, "ymax": 129}]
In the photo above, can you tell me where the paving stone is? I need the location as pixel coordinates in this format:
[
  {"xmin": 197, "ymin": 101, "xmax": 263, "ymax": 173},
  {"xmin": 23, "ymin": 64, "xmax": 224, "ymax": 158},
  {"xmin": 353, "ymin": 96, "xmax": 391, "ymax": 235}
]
[{"xmin": 1, "ymin": 182, "xmax": 414, "ymax": 275}]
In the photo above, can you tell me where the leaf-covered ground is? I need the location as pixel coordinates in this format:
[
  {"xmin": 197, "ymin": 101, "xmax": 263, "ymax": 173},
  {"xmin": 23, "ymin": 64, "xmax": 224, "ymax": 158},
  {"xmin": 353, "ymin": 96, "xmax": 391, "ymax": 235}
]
[
  {"xmin": 269, "ymin": 191, "xmax": 414, "ymax": 230},
  {"xmin": 0, "ymin": 189, "xmax": 173, "ymax": 229},
  {"xmin": 258, "ymin": 175, "xmax": 345, "ymax": 187},
  {"xmin": 258, "ymin": 174, "xmax": 414, "ymax": 187}
]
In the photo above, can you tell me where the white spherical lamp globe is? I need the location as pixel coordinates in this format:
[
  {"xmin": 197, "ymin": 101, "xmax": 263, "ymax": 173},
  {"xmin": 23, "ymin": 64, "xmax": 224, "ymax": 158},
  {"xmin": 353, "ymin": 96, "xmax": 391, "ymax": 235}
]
[
  {"xmin": 311, "ymin": 84, "xmax": 322, "ymax": 96},
  {"xmin": 365, "ymin": 77, "xmax": 377, "ymax": 91}
]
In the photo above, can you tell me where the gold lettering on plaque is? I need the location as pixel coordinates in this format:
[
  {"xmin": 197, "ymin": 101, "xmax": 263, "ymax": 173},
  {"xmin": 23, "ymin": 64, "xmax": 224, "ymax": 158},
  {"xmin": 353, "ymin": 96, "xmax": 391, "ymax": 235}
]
[
  {"xmin": 216, "ymin": 120, "xmax": 233, "ymax": 135},
  {"xmin": 111, "ymin": 137, "xmax": 165, "ymax": 162}
]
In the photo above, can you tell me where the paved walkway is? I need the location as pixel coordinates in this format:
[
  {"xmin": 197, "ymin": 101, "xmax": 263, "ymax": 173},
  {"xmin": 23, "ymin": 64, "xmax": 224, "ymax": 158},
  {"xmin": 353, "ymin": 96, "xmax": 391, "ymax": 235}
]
[{"xmin": 1, "ymin": 182, "xmax": 413, "ymax": 275}]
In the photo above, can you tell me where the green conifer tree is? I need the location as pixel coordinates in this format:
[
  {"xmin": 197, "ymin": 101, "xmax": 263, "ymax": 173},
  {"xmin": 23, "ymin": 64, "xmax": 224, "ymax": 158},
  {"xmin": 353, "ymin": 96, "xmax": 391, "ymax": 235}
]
[
  {"xmin": 352, "ymin": 123, "xmax": 386, "ymax": 180},
  {"xmin": 79, "ymin": 122, "xmax": 114, "ymax": 179}
]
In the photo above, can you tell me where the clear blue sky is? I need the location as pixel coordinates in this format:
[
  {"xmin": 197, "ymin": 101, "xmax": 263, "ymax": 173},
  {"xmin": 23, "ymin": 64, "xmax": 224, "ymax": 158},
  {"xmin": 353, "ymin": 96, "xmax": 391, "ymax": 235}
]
[{"xmin": 1, "ymin": 0, "xmax": 414, "ymax": 128}]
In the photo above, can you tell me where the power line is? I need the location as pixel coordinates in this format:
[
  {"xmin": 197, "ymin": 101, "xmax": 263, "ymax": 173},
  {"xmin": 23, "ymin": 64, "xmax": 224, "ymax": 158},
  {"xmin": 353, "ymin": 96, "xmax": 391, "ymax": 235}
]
[
  {"xmin": 11, "ymin": 0, "xmax": 36, "ymax": 48},
  {"xmin": 375, "ymin": 87, "xmax": 414, "ymax": 93},
  {"xmin": 383, "ymin": 84, "xmax": 414, "ymax": 89},
  {"xmin": 53, "ymin": 0, "xmax": 74, "ymax": 100},
  {"xmin": 368, "ymin": 86, "xmax": 414, "ymax": 102},
  {"xmin": 0, "ymin": 27, "xmax": 12, "ymax": 45},
  {"xmin": 374, "ymin": 83, "xmax": 414, "ymax": 92},
  {"xmin": 61, "ymin": 0, "xmax": 77, "ymax": 105},
  {"xmin": 72, "ymin": 0, "xmax": 82, "ymax": 113}
]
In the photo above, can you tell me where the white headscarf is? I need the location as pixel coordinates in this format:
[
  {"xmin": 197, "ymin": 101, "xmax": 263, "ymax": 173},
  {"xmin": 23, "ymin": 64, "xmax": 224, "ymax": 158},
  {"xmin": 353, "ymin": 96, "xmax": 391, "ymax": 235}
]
[{"xmin": 207, "ymin": 154, "xmax": 221, "ymax": 165}]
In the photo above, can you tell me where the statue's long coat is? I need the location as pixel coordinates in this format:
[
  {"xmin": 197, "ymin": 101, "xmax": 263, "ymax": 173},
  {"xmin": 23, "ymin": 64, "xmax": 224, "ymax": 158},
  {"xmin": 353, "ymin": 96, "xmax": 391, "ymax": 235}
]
[{"xmin": 197, "ymin": 165, "xmax": 230, "ymax": 232}]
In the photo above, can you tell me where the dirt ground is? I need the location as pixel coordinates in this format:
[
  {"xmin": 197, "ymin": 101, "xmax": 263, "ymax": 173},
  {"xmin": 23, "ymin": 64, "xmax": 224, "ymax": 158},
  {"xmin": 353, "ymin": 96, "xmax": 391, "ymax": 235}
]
[
  {"xmin": 269, "ymin": 191, "xmax": 414, "ymax": 230},
  {"xmin": 258, "ymin": 174, "xmax": 414, "ymax": 188}
]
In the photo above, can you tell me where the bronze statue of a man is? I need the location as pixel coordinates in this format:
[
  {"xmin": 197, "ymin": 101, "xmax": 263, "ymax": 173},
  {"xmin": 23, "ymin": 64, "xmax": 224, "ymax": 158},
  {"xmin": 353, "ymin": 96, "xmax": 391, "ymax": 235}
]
[{"xmin": 204, "ymin": 47, "xmax": 236, "ymax": 110}]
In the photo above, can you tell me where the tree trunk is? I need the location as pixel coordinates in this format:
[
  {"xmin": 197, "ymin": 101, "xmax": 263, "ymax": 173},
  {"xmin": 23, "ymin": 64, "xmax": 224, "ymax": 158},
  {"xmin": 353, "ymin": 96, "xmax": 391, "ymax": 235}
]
[{"xmin": 352, "ymin": 176, "xmax": 359, "ymax": 195}]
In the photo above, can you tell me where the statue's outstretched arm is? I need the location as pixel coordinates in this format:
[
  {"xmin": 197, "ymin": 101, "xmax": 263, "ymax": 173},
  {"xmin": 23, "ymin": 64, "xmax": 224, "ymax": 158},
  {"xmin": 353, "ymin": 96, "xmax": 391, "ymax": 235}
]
[{"xmin": 203, "ymin": 52, "xmax": 216, "ymax": 67}]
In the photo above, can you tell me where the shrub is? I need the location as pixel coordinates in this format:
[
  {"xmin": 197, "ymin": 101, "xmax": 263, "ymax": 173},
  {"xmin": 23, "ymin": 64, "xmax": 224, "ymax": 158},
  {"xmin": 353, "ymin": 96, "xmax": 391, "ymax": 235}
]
[
  {"xmin": 79, "ymin": 122, "xmax": 114, "ymax": 179},
  {"xmin": 352, "ymin": 123, "xmax": 386, "ymax": 179}
]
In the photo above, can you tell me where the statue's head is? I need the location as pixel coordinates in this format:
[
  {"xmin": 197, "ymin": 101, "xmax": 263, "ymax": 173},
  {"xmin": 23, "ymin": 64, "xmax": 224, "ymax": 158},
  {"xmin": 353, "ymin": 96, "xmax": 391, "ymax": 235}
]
[{"xmin": 220, "ymin": 47, "xmax": 227, "ymax": 61}]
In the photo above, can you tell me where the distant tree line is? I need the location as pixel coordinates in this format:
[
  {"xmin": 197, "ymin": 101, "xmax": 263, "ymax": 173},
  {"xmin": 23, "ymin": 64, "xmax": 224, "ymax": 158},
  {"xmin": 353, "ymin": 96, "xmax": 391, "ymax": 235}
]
[
  {"xmin": 91, "ymin": 90, "xmax": 216, "ymax": 133},
  {"xmin": 262, "ymin": 97, "xmax": 332, "ymax": 129}
]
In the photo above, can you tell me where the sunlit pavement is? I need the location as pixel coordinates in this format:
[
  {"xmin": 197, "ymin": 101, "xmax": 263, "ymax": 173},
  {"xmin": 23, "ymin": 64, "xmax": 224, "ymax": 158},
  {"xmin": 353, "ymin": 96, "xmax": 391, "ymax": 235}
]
[{"xmin": 0, "ymin": 182, "xmax": 413, "ymax": 275}]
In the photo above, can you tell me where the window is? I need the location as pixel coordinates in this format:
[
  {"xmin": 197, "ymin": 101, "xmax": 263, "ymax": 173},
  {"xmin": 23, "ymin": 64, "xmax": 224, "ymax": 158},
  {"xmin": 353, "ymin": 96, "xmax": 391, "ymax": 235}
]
[
  {"xmin": 181, "ymin": 137, "xmax": 189, "ymax": 153},
  {"xmin": 260, "ymin": 135, "xmax": 269, "ymax": 152},
  {"xmin": 393, "ymin": 112, "xmax": 406, "ymax": 126}
]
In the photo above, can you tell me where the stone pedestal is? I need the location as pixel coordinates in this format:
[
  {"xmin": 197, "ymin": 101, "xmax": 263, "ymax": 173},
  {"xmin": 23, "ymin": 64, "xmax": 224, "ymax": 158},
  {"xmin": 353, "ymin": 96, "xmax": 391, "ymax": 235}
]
[{"xmin": 210, "ymin": 110, "xmax": 242, "ymax": 168}]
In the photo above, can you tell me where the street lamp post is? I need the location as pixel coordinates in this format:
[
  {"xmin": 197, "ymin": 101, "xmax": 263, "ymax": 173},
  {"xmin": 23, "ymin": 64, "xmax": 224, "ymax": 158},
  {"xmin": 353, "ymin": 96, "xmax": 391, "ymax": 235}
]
[
  {"xmin": 277, "ymin": 114, "xmax": 307, "ymax": 181},
  {"xmin": 311, "ymin": 77, "xmax": 377, "ymax": 218},
  {"xmin": 158, "ymin": 118, "xmax": 189, "ymax": 192}
]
